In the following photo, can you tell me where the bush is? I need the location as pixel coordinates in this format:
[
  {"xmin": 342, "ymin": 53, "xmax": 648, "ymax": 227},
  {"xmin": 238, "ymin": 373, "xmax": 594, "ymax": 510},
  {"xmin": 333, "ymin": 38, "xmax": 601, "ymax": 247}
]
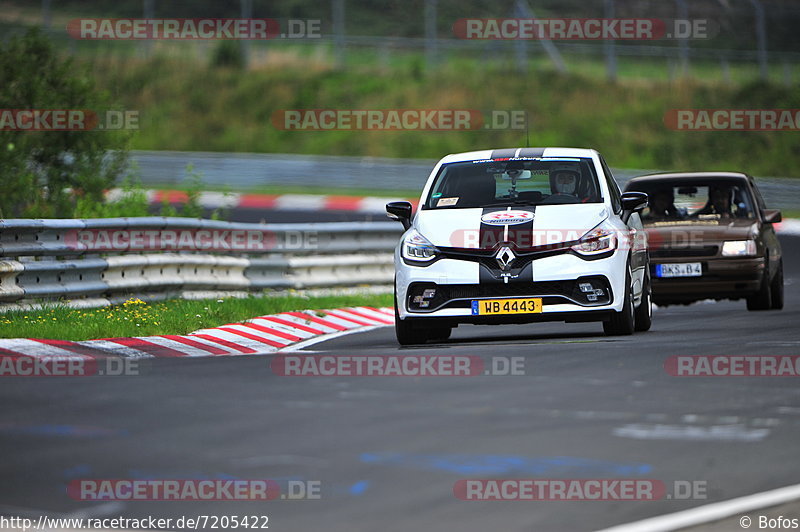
[
  {"xmin": 74, "ymin": 173, "xmax": 150, "ymax": 218},
  {"xmin": 0, "ymin": 28, "xmax": 130, "ymax": 218},
  {"xmin": 210, "ymin": 40, "xmax": 245, "ymax": 69}
]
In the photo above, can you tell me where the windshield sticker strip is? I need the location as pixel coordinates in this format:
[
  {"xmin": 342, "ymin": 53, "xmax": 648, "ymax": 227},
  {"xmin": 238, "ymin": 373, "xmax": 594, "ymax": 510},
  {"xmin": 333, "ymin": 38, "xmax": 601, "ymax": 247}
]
[
  {"xmin": 490, "ymin": 148, "xmax": 517, "ymax": 159},
  {"xmin": 518, "ymin": 147, "xmax": 546, "ymax": 158},
  {"xmin": 437, "ymin": 197, "xmax": 459, "ymax": 207}
]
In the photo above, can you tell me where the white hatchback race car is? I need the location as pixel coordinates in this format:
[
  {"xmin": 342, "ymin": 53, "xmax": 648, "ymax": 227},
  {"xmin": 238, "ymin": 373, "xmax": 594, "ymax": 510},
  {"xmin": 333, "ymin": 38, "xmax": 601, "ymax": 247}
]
[{"xmin": 386, "ymin": 147, "xmax": 652, "ymax": 345}]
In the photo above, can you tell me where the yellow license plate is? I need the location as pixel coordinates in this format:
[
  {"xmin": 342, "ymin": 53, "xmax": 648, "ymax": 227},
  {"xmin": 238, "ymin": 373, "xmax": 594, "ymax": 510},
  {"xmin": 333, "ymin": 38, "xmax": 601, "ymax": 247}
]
[{"xmin": 471, "ymin": 298, "xmax": 542, "ymax": 316}]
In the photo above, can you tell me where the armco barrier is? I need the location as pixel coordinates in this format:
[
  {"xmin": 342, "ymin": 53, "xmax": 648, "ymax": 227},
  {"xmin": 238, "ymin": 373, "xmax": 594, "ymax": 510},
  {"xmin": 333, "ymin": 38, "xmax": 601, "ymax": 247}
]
[
  {"xmin": 3, "ymin": 216, "xmax": 796, "ymax": 310},
  {"xmin": 0, "ymin": 217, "xmax": 402, "ymax": 308},
  {"xmin": 127, "ymin": 151, "xmax": 800, "ymax": 212}
]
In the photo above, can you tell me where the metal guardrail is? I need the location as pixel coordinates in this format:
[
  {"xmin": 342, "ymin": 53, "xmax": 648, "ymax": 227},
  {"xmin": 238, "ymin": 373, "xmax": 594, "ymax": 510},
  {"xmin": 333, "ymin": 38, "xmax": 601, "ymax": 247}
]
[
  {"xmin": 3, "ymin": 207, "xmax": 797, "ymax": 310},
  {"xmin": 0, "ymin": 218, "xmax": 402, "ymax": 309},
  {"xmin": 129, "ymin": 151, "xmax": 800, "ymax": 211}
]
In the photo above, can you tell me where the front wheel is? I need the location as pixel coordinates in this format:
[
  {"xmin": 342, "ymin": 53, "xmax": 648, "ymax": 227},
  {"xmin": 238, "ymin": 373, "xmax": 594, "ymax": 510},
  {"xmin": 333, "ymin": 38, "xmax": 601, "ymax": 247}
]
[
  {"xmin": 770, "ymin": 260, "xmax": 784, "ymax": 310},
  {"xmin": 394, "ymin": 294, "xmax": 451, "ymax": 345},
  {"xmin": 634, "ymin": 273, "xmax": 653, "ymax": 332},
  {"xmin": 604, "ymin": 265, "xmax": 635, "ymax": 336},
  {"xmin": 395, "ymin": 314, "xmax": 422, "ymax": 346},
  {"xmin": 746, "ymin": 266, "xmax": 773, "ymax": 311},
  {"xmin": 394, "ymin": 294, "xmax": 422, "ymax": 345}
]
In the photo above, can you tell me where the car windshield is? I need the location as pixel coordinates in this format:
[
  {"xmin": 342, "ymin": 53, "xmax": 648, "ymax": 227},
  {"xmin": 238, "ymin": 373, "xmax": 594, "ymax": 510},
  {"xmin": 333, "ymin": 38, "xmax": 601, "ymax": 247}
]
[
  {"xmin": 627, "ymin": 179, "xmax": 757, "ymax": 223},
  {"xmin": 423, "ymin": 157, "xmax": 603, "ymax": 210}
]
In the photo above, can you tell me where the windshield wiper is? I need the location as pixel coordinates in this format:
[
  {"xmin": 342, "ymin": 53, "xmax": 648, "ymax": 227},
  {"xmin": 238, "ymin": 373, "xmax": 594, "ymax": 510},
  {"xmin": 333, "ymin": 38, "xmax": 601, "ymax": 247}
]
[{"xmin": 482, "ymin": 200, "xmax": 539, "ymax": 207}]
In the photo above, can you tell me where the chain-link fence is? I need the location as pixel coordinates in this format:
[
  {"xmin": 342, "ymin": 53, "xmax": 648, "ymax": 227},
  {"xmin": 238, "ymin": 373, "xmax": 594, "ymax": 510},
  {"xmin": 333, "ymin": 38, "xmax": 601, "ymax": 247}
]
[{"xmin": 4, "ymin": 0, "xmax": 800, "ymax": 83}]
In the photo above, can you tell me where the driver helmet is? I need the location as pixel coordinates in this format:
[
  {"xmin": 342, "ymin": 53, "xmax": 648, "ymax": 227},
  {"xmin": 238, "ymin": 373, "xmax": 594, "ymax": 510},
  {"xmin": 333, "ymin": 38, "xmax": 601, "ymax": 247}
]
[{"xmin": 551, "ymin": 164, "xmax": 581, "ymax": 195}]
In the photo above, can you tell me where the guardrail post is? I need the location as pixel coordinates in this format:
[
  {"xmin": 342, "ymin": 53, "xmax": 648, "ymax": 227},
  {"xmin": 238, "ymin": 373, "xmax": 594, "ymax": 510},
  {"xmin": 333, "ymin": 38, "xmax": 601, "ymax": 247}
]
[
  {"xmin": 515, "ymin": 0, "xmax": 566, "ymax": 74},
  {"xmin": 142, "ymin": 0, "xmax": 155, "ymax": 58},
  {"xmin": 424, "ymin": 0, "xmax": 438, "ymax": 70},
  {"xmin": 41, "ymin": 0, "xmax": 51, "ymax": 29},
  {"xmin": 240, "ymin": 0, "xmax": 253, "ymax": 68},
  {"xmin": 332, "ymin": 0, "xmax": 346, "ymax": 68},
  {"xmin": 604, "ymin": 0, "xmax": 617, "ymax": 82},
  {"xmin": 675, "ymin": 0, "xmax": 689, "ymax": 77},
  {"xmin": 750, "ymin": 0, "xmax": 768, "ymax": 81}
]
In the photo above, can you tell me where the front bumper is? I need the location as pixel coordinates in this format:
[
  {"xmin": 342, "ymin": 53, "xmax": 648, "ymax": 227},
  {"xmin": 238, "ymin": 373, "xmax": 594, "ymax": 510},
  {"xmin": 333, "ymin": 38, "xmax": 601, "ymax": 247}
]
[
  {"xmin": 651, "ymin": 256, "xmax": 765, "ymax": 302},
  {"xmin": 395, "ymin": 247, "xmax": 627, "ymax": 323}
]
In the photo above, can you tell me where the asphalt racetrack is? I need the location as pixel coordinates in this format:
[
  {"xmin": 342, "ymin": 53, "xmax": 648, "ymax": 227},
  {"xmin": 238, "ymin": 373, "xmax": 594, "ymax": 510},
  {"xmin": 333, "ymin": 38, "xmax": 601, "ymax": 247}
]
[{"xmin": 0, "ymin": 235, "xmax": 798, "ymax": 532}]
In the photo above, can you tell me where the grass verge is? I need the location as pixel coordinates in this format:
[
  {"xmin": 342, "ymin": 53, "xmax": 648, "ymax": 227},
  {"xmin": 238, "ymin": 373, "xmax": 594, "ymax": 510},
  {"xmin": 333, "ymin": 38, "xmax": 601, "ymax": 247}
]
[
  {"xmin": 0, "ymin": 293, "xmax": 393, "ymax": 342},
  {"xmin": 85, "ymin": 55, "xmax": 800, "ymax": 178}
]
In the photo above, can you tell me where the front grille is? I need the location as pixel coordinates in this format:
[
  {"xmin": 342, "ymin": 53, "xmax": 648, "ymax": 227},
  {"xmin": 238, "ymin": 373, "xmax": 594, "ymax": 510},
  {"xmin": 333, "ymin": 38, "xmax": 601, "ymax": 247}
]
[
  {"xmin": 437, "ymin": 245, "xmax": 572, "ymax": 270},
  {"xmin": 650, "ymin": 246, "xmax": 718, "ymax": 259},
  {"xmin": 407, "ymin": 277, "xmax": 612, "ymax": 312}
]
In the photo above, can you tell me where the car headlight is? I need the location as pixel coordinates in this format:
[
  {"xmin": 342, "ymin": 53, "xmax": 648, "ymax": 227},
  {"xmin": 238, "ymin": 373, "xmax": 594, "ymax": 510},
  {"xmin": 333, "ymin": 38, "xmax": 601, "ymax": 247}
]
[
  {"xmin": 721, "ymin": 240, "xmax": 757, "ymax": 257},
  {"xmin": 571, "ymin": 227, "xmax": 617, "ymax": 256},
  {"xmin": 402, "ymin": 229, "xmax": 438, "ymax": 263}
]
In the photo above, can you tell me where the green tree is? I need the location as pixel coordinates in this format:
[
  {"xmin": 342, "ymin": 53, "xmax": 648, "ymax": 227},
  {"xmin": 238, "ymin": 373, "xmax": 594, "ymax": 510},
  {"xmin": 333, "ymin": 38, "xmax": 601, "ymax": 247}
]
[{"xmin": 0, "ymin": 28, "xmax": 129, "ymax": 218}]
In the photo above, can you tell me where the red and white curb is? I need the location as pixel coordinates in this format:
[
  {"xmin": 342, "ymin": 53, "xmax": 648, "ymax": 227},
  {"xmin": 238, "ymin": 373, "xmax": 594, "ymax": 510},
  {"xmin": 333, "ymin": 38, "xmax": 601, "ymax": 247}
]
[
  {"xmin": 775, "ymin": 218, "xmax": 800, "ymax": 236},
  {"xmin": 0, "ymin": 306, "xmax": 394, "ymax": 360},
  {"xmin": 107, "ymin": 188, "xmax": 418, "ymax": 214}
]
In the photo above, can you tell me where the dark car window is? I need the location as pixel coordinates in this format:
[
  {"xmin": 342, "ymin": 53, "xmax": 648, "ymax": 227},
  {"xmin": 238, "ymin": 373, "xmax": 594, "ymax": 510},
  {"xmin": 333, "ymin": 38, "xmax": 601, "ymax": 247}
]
[
  {"xmin": 627, "ymin": 179, "xmax": 757, "ymax": 223},
  {"xmin": 599, "ymin": 157, "xmax": 622, "ymax": 213},
  {"xmin": 423, "ymin": 158, "xmax": 603, "ymax": 210},
  {"xmin": 750, "ymin": 179, "xmax": 768, "ymax": 212}
]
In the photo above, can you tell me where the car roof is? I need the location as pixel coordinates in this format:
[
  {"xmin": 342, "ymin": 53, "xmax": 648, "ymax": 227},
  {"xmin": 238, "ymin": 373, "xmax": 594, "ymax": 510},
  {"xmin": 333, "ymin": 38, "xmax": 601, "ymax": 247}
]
[
  {"xmin": 627, "ymin": 172, "xmax": 752, "ymax": 185},
  {"xmin": 439, "ymin": 147, "xmax": 598, "ymax": 164}
]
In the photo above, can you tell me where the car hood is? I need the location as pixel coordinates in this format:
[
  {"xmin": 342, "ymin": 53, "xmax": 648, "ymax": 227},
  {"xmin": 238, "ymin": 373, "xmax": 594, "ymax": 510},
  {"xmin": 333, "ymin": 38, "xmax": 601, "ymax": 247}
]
[
  {"xmin": 414, "ymin": 204, "xmax": 610, "ymax": 249},
  {"xmin": 643, "ymin": 218, "xmax": 758, "ymax": 246}
]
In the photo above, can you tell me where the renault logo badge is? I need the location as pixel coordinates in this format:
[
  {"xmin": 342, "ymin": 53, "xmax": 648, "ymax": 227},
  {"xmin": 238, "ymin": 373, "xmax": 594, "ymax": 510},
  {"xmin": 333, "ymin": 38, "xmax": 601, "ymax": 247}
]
[{"xmin": 495, "ymin": 246, "xmax": 516, "ymax": 270}]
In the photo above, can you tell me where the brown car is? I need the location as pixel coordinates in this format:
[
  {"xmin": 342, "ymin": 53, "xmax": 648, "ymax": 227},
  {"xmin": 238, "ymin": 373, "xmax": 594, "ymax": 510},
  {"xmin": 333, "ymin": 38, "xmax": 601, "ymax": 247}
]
[{"xmin": 624, "ymin": 172, "xmax": 783, "ymax": 311}]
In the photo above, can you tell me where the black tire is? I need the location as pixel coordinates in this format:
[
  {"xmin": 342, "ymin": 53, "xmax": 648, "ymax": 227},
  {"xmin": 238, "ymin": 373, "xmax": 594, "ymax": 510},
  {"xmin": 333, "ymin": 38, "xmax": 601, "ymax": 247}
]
[
  {"xmin": 746, "ymin": 267, "xmax": 773, "ymax": 311},
  {"xmin": 604, "ymin": 264, "xmax": 635, "ymax": 336},
  {"xmin": 394, "ymin": 294, "xmax": 424, "ymax": 345},
  {"xmin": 634, "ymin": 273, "xmax": 653, "ymax": 332},
  {"xmin": 770, "ymin": 260, "xmax": 784, "ymax": 310},
  {"xmin": 395, "ymin": 315, "xmax": 423, "ymax": 345},
  {"xmin": 393, "ymin": 293, "xmax": 451, "ymax": 345}
]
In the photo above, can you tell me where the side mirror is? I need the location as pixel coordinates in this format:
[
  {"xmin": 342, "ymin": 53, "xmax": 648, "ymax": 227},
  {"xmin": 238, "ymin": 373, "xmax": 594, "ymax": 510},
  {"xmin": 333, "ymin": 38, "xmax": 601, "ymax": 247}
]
[
  {"xmin": 620, "ymin": 191, "xmax": 648, "ymax": 224},
  {"xmin": 763, "ymin": 209, "xmax": 782, "ymax": 223},
  {"xmin": 386, "ymin": 201, "xmax": 413, "ymax": 230}
]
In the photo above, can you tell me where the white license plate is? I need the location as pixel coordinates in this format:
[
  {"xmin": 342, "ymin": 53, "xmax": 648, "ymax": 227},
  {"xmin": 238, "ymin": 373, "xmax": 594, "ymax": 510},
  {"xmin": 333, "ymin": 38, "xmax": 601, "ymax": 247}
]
[{"xmin": 656, "ymin": 263, "xmax": 702, "ymax": 278}]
